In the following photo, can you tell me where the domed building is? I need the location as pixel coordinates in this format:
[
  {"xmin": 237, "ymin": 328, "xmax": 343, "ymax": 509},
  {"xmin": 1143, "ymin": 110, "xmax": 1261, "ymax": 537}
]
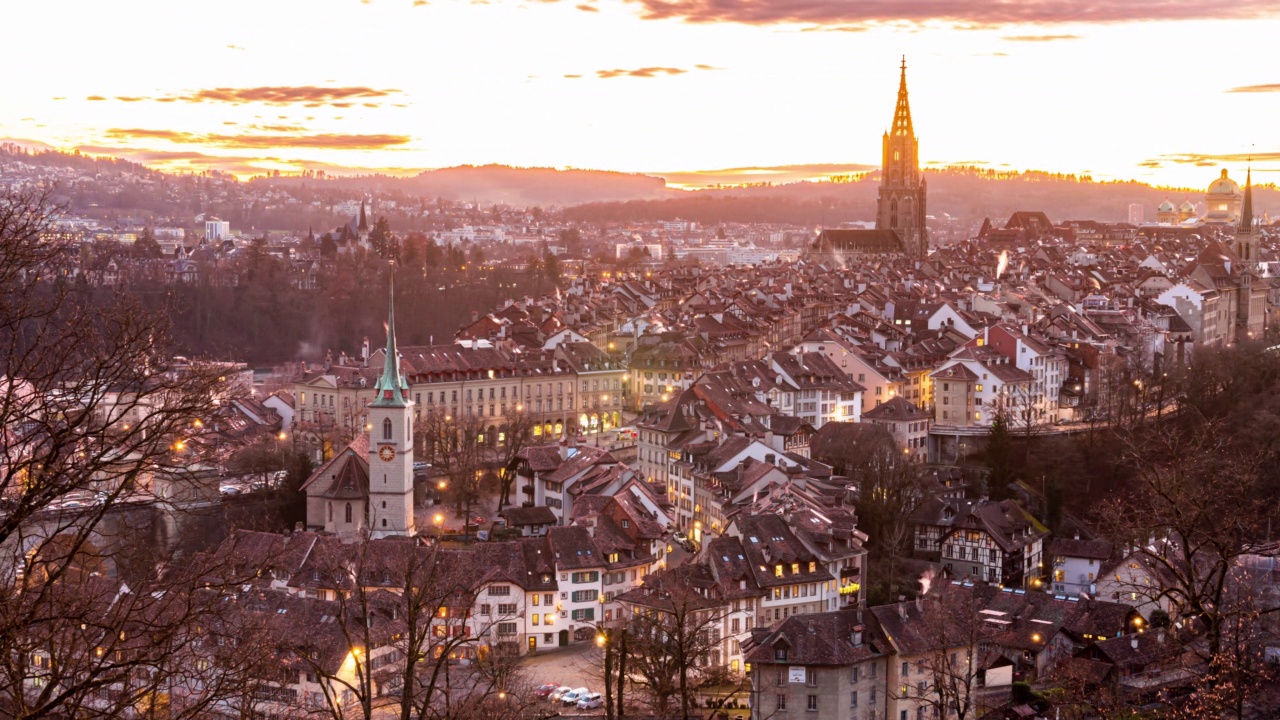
[
  {"xmin": 1205, "ymin": 168, "xmax": 1242, "ymax": 224},
  {"xmin": 1156, "ymin": 198, "xmax": 1178, "ymax": 225},
  {"xmin": 1178, "ymin": 199, "xmax": 1197, "ymax": 223}
]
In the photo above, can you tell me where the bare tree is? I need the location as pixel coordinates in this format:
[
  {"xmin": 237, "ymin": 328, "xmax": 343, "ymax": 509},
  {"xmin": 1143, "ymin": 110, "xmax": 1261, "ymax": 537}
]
[
  {"xmin": 493, "ymin": 408, "xmax": 536, "ymax": 511},
  {"xmin": 888, "ymin": 587, "xmax": 1001, "ymax": 720},
  {"xmin": 618, "ymin": 570, "xmax": 733, "ymax": 719},
  {"xmin": 416, "ymin": 412, "xmax": 486, "ymax": 523},
  {"xmin": 0, "ymin": 185, "xmax": 245, "ymax": 718},
  {"xmin": 1098, "ymin": 416, "xmax": 1276, "ymax": 663}
]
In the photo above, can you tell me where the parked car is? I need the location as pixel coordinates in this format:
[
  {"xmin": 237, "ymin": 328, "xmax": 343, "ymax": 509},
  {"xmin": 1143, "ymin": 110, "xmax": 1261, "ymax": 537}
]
[
  {"xmin": 576, "ymin": 692, "xmax": 603, "ymax": 710},
  {"xmin": 219, "ymin": 485, "xmax": 241, "ymax": 496},
  {"xmin": 672, "ymin": 530, "xmax": 688, "ymax": 543},
  {"xmin": 59, "ymin": 500, "xmax": 84, "ymax": 510},
  {"xmin": 534, "ymin": 683, "xmax": 559, "ymax": 698},
  {"xmin": 561, "ymin": 688, "xmax": 589, "ymax": 705},
  {"xmin": 549, "ymin": 686, "xmax": 574, "ymax": 703}
]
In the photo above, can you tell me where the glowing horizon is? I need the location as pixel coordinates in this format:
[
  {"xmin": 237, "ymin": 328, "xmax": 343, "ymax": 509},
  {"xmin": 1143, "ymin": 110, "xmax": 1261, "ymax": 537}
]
[{"xmin": 4, "ymin": 0, "xmax": 1278, "ymax": 191}]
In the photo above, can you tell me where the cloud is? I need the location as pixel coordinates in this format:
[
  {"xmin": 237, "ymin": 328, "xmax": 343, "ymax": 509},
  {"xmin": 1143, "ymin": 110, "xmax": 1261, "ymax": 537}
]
[
  {"xmin": 83, "ymin": 86, "xmax": 403, "ymax": 107},
  {"xmin": 576, "ymin": 3, "xmax": 598, "ymax": 10},
  {"xmin": 597, "ymin": 66, "xmax": 687, "ymax": 78},
  {"xmin": 1157, "ymin": 151, "xmax": 1280, "ymax": 165},
  {"xmin": 582, "ymin": 64, "xmax": 720, "ymax": 79},
  {"xmin": 77, "ymin": 144, "xmax": 425, "ymax": 178},
  {"xmin": 103, "ymin": 128, "xmax": 412, "ymax": 150},
  {"xmin": 1001, "ymin": 33, "xmax": 1081, "ymax": 41},
  {"xmin": 226, "ymin": 44, "xmax": 246, "ymax": 50},
  {"xmin": 563, "ymin": 74, "xmax": 583, "ymax": 78},
  {"xmin": 1227, "ymin": 83, "xmax": 1280, "ymax": 93},
  {"xmin": 621, "ymin": 0, "xmax": 1280, "ymax": 26},
  {"xmin": 800, "ymin": 25, "xmax": 869, "ymax": 32},
  {"xmin": 1137, "ymin": 160, "xmax": 1162, "ymax": 168}
]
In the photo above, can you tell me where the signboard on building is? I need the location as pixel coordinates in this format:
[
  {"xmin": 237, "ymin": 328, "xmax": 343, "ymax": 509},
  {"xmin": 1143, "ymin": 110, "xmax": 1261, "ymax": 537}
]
[{"xmin": 788, "ymin": 666, "xmax": 806, "ymax": 684}]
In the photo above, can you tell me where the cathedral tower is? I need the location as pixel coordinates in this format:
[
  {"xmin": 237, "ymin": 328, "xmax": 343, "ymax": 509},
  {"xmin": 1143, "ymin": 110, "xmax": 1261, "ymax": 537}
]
[
  {"xmin": 367, "ymin": 266, "xmax": 416, "ymax": 538},
  {"xmin": 876, "ymin": 58, "xmax": 928, "ymax": 258},
  {"xmin": 1237, "ymin": 164, "xmax": 1257, "ymax": 265}
]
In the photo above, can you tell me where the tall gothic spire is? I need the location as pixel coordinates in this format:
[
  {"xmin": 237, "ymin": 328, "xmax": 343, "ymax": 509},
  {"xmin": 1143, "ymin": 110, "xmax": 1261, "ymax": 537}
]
[
  {"xmin": 891, "ymin": 56, "xmax": 913, "ymax": 137},
  {"xmin": 372, "ymin": 263, "xmax": 408, "ymax": 407},
  {"xmin": 1240, "ymin": 162, "xmax": 1254, "ymax": 232}
]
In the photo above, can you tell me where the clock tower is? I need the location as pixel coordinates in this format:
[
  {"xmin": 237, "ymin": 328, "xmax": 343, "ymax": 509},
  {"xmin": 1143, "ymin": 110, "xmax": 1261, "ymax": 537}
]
[{"xmin": 367, "ymin": 266, "xmax": 416, "ymax": 538}]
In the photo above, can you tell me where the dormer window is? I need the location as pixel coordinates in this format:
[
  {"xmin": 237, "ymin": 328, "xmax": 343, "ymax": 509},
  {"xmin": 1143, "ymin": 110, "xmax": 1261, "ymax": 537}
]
[
  {"xmin": 775, "ymin": 565, "xmax": 783, "ymax": 578},
  {"xmin": 774, "ymin": 646, "xmax": 788, "ymax": 661}
]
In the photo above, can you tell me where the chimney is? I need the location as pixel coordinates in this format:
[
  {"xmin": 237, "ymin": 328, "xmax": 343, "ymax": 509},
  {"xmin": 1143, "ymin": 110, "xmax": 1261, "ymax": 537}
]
[
  {"xmin": 472, "ymin": 310, "xmax": 479, "ymax": 323},
  {"xmin": 897, "ymin": 598, "xmax": 907, "ymax": 620},
  {"xmin": 914, "ymin": 595, "xmax": 924, "ymax": 613},
  {"xmin": 1130, "ymin": 636, "xmax": 1139, "ymax": 650},
  {"xmin": 558, "ymin": 435, "xmax": 570, "ymax": 461},
  {"xmin": 361, "ymin": 337, "xmax": 370, "ymax": 362},
  {"xmin": 851, "ymin": 625, "xmax": 864, "ymax": 647}
]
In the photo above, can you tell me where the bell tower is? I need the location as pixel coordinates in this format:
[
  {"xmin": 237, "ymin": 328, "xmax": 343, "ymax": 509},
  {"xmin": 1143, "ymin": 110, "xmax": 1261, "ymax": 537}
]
[
  {"xmin": 1236, "ymin": 164, "xmax": 1257, "ymax": 265},
  {"xmin": 876, "ymin": 57, "xmax": 928, "ymax": 258},
  {"xmin": 367, "ymin": 265, "xmax": 416, "ymax": 538}
]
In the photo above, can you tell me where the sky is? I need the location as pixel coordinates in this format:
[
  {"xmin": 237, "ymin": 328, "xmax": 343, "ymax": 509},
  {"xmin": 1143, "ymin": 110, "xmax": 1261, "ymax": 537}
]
[{"xmin": 4, "ymin": 0, "xmax": 1279, "ymax": 189}]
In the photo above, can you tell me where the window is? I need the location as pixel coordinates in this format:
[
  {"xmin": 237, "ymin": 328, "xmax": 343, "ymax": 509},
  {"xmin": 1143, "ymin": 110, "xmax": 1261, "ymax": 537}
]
[
  {"xmin": 776, "ymin": 669, "xmax": 786, "ymax": 686},
  {"xmin": 776, "ymin": 695, "xmax": 787, "ymax": 711},
  {"xmin": 497, "ymin": 603, "xmax": 516, "ymax": 615},
  {"xmin": 808, "ymin": 695, "xmax": 819, "ymax": 711},
  {"xmin": 901, "ymin": 662, "xmax": 909, "ymax": 677},
  {"xmin": 851, "ymin": 666, "xmax": 860, "ymax": 682},
  {"xmin": 806, "ymin": 668, "xmax": 818, "ymax": 686},
  {"xmin": 497, "ymin": 622, "xmax": 517, "ymax": 636},
  {"xmin": 382, "ymin": 417, "xmax": 392, "ymax": 440},
  {"xmin": 571, "ymin": 608, "xmax": 595, "ymax": 621},
  {"xmin": 532, "ymin": 614, "xmax": 539, "ymax": 626},
  {"xmin": 571, "ymin": 590, "xmax": 597, "ymax": 603},
  {"xmin": 479, "ymin": 604, "xmax": 491, "ymax": 615},
  {"xmin": 851, "ymin": 691, "xmax": 858, "ymax": 707},
  {"xmin": 775, "ymin": 647, "xmax": 788, "ymax": 661},
  {"xmin": 488, "ymin": 586, "xmax": 511, "ymax": 596},
  {"xmin": 345, "ymin": 503, "xmax": 352, "ymax": 524},
  {"xmin": 571, "ymin": 571, "xmax": 599, "ymax": 584}
]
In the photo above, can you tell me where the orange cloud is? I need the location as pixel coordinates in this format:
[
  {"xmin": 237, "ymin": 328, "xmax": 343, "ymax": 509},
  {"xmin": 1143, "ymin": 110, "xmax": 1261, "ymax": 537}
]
[
  {"xmin": 103, "ymin": 128, "xmax": 412, "ymax": 150},
  {"xmin": 85, "ymin": 86, "xmax": 403, "ymax": 107},
  {"xmin": 1227, "ymin": 84, "xmax": 1280, "ymax": 93},
  {"xmin": 1002, "ymin": 34, "xmax": 1081, "ymax": 41},
  {"xmin": 576, "ymin": 3, "xmax": 598, "ymax": 10},
  {"xmin": 587, "ymin": 64, "xmax": 720, "ymax": 79},
  {"xmin": 622, "ymin": 0, "xmax": 1280, "ymax": 25}
]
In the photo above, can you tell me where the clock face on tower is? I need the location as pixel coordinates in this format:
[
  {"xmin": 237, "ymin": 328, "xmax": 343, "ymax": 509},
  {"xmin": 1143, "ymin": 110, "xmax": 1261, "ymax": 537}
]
[{"xmin": 378, "ymin": 445, "xmax": 395, "ymax": 462}]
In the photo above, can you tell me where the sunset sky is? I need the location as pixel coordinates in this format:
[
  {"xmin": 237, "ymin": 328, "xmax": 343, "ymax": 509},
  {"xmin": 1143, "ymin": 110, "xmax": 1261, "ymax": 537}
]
[{"xmin": 5, "ymin": 0, "xmax": 1278, "ymax": 189}]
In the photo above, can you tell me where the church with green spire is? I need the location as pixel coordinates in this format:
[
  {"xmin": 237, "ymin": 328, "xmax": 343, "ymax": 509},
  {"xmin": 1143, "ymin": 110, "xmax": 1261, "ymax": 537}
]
[{"xmin": 300, "ymin": 266, "xmax": 418, "ymax": 539}]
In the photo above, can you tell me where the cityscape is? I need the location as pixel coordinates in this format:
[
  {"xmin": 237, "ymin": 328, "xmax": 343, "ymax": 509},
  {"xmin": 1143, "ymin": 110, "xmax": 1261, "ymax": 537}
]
[{"xmin": 2, "ymin": 2, "xmax": 1280, "ymax": 720}]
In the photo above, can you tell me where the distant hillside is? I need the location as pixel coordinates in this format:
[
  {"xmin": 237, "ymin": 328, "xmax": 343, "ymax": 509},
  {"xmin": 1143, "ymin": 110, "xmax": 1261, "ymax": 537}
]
[
  {"xmin": 257, "ymin": 164, "xmax": 672, "ymax": 207},
  {"xmin": 564, "ymin": 167, "xmax": 1280, "ymax": 226}
]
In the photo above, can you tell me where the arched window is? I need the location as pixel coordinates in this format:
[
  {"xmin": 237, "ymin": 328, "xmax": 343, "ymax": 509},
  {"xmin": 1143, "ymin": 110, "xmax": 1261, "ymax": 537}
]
[
  {"xmin": 383, "ymin": 418, "xmax": 393, "ymax": 441},
  {"xmin": 345, "ymin": 503, "xmax": 352, "ymax": 524}
]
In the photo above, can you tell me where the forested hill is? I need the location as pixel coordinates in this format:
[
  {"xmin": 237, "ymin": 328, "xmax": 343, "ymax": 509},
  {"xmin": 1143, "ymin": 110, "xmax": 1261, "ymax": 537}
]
[
  {"xmin": 563, "ymin": 167, "xmax": 1279, "ymax": 226},
  {"xmin": 257, "ymin": 165, "xmax": 671, "ymax": 207}
]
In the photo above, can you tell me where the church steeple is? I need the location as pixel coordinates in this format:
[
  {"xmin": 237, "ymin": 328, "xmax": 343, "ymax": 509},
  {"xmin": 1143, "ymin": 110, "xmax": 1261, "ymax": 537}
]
[
  {"xmin": 372, "ymin": 264, "xmax": 408, "ymax": 408},
  {"xmin": 891, "ymin": 56, "xmax": 914, "ymax": 138},
  {"xmin": 358, "ymin": 199, "xmax": 369, "ymax": 232},
  {"xmin": 1240, "ymin": 163, "xmax": 1254, "ymax": 233},
  {"xmin": 876, "ymin": 57, "xmax": 927, "ymax": 258}
]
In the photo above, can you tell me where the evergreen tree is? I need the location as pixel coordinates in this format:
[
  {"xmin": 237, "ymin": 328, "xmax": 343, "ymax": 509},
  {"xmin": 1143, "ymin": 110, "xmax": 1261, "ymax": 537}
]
[
  {"xmin": 133, "ymin": 227, "xmax": 162, "ymax": 258},
  {"xmin": 985, "ymin": 407, "xmax": 1015, "ymax": 500}
]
